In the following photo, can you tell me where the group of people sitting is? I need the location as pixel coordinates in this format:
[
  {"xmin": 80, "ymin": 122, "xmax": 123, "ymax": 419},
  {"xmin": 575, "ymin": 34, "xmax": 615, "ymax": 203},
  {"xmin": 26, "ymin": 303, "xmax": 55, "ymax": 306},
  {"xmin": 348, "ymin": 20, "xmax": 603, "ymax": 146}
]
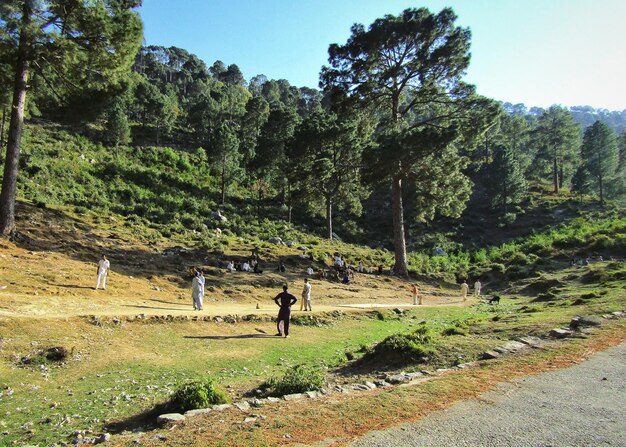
[{"xmin": 226, "ymin": 258, "xmax": 262, "ymax": 273}]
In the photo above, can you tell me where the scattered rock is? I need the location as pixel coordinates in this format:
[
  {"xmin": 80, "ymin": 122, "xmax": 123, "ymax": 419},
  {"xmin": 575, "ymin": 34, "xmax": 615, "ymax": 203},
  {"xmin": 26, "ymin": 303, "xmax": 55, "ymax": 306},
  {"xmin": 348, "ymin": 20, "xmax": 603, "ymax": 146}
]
[
  {"xmin": 248, "ymin": 398, "xmax": 264, "ymax": 407},
  {"xmin": 266, "ymin": 397, "xmax": 280, "ymax": 404},
  {"xmin": 515, "ymin": 336, "xmax": 544, "ymax": 348},
  {"xmin": 95, "ymin": 433, "xmax": 111, "ymax": 444},
  {"xmin": 184, "ymin": 409, "xmax": 211, "ymax": 417},
  {"xmin": 549, "ymin": 328, "xmax": 573, "ymax": 339},
  {"xmin": 392, "ymin": 308, "xmax": 405, "ymax": 315},
  {"xmin": 374, "ymin": 380, "xmax": 390, "ymax": 387},
  {"xmin": 210, "ymin": 210, "xmax": 228, "ymax": 222},
  {"xmin": 268, "ymin": 237, "xmax": 284, "ymax": 245},
  {"xmin": 305, "ymin": 391, "xmax": 321, "ymax": 398},
  {"xmin": 571, "ymin": 315, "xmax": 604, "ymax": 329},
  {"xmin": 243, "ymin": 417, "xmax": 257, "ymax": 423},
  {"xmin": 405, "ymin": 372, "xmax": 423, "ymax": 380},
  {"xmin": 363, "ymin": 381, "xmax": 377, "ymax": 389},
  {"xmin": 482, "ymin": 350, "xmax": 501, "ymax": 360},
  {"xmin": 156, "ymin": 413, "xmax": 185, "ymax": 425},
  {"xmin": 282, "ymin": 393, "xmax": 304, "ymax": 401},
  {"xmin": 212, "ymin": 404, "xmax": 232, "ymax": 412},
  {"xmin": 233, "ymin": 401, "xmax": 250, "ymax": 411},
  {"xmin": 387, "ymin": 374, "xmax": 410, "ymax": 384}
]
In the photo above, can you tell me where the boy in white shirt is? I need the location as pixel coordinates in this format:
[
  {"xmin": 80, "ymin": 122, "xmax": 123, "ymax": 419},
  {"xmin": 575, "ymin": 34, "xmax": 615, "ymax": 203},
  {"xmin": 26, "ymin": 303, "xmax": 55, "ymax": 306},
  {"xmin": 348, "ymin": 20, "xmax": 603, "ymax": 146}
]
[{"xmin": 95, "ymin": 254, "xmax": 110, "ymax": 290}]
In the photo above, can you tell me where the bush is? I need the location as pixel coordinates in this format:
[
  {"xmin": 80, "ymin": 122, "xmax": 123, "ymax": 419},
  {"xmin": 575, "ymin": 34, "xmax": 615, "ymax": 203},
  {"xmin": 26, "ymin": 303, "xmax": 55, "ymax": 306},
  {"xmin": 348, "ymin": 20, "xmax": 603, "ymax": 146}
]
[
  {"xmin": 360, "ymin": 325, "xmax": 436, "ymax": 367},
  {"xmin": 170, "ymin": 377, "xmax": 230, "ymax": 412},
  {"xmin": 263, "ymin": 365, "xmax": 326, "ymax": 397},
  {"xmin": 441, "ymin": 326, "xmax": 468, "ymax": 336}
]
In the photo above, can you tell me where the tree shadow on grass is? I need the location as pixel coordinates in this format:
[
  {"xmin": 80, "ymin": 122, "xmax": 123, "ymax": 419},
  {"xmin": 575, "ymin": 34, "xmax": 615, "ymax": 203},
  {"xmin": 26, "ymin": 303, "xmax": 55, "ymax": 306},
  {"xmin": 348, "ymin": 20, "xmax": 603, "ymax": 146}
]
[
  {"xmin": 48, "ymin": 283, "xmax": 95, "ymax": 290},
  {"xmin": 123, "ymin": 305, "xmax": 188, "ymax": 311},
  {"xmin": 183, "ymin": 334, "xmax": 276, "ymax": 340},
  {"xmin": 104, "ymin": 402, "xmax": 167, "ymax": 435}
]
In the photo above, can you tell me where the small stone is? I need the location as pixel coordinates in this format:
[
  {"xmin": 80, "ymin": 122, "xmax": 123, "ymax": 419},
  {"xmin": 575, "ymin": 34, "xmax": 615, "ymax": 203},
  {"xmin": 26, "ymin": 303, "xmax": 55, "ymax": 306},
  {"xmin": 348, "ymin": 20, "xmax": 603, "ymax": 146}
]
[
  {"xmin": 374, "ymin": 380, "xmax": 390, "ymax": 387},
  {"xmin": 549, "ymin": 328, "xmax": 573, "ymax": 338},
  {"xmin": 233, "ymin": 402, "xmax": 250, "ymax": 411},
  {"xmin": 156, "ymin": 413, "xmax": 185, "ymax": 425},
  {"xmin": 482, "ymin": 350, "xmax": 501, "ymax": 359},
  {"xmin": 248, "ymin": 398, "xmax": 264, "ymax": 407},
  {"xmin": 212, "ymin": 404, "xmax": 232, "ymax": 412},
  {"xmin": 95, "ymin": 433, "xmax": 111, "ymax": 444},
  {"xmin": 282, "ymin": 393, "xmax": 304, "ymax": 401},
  {"xmin": 244, "ymin": 417, "xmax": 257, "ymax": 423},
  {"xmin": 405, "ymin": 372, "xmax": 423, "ymax": 380},
  {"xmin": 387, "ymin": 374, "xmax": 410, "ymax": 384},
  {"xmin": 184, "ymin": 409, "xmax": 211, "ymax": 417},
  {"xmin": 305, "ymin": 391, "xmax": 320, "ymax": 398},
  {"xmin": 363, "ymin": 381, "xmax": 377, "ymax": 389},
  {"xmin": 501, "ymin": 341, "xmax": 527, "ymax": 352}
]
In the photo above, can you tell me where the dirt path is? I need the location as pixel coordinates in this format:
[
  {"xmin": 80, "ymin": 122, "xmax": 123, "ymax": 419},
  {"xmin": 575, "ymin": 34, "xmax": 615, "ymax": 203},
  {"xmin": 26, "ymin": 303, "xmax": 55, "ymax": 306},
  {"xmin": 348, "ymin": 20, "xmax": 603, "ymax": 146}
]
[{"xmin": 350, "ymin": 343, "xmax": 626, "ymax": 447}]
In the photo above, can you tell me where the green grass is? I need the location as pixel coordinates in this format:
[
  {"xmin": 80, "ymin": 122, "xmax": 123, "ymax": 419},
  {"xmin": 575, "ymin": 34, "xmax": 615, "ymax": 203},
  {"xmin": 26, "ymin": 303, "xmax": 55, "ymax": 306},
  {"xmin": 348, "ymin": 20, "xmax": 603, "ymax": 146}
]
[{"xmin": 3, "ymin": 270, "xmax": 625, "ymax": 446}]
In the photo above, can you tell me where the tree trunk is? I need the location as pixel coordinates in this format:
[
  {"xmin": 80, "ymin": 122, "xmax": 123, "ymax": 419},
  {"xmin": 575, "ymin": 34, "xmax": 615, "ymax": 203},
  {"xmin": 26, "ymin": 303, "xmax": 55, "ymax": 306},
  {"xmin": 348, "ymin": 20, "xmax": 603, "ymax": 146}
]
[
  {"xmin": 0, "ymin": 105, "xmax": 7, "ymax": 146},
  {"xmin": 599, "ymin": 173, "xmax": 604, "ymax": 207},
  {"xmin": 552, "ymin": 154, "xmax": 559, "ymax": 193},
  {"xmin": 0, "ymin": 2, "xmax": 31, "ymax": 236},
  {"xmin": 326, "ymin": 195, "xmax": 333, "ymax": 240},
  {"xmin": 559, "ymin": 165, "xmax": 564, "ymax": 189},
  {"xmin": 391, "ymin": 175, "xmax": 408, "ymax": 276},
  {"xmin": 220, "ymin": 155, "xmax": 226, "ymax": 205}
]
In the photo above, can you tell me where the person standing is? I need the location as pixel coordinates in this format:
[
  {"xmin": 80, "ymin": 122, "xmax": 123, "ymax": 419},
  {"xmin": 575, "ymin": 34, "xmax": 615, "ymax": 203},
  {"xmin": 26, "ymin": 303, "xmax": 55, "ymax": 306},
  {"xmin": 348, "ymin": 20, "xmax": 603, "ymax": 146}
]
[
  {"xmin": 274, "ymin": 285, "xmax": 297, "ymax": 338},
  {"xmin": 192, "ymin": 271, "xmax": 205, "ymax": 311},
  {"xmin": 411, "ymin": 283, "xmax": 421, "ymax": 305},
  {"xmin": 301, "ymin": 278, "xmax": 312, "ymax": 311},
  {"xmin": 474, "ymin": 279, "xmax": 482, "ymax": 297},
  {"xmin": 461, "ymin": 280, "xmax": 469, "ymax": 301},
  {"xmin": 95, "ymin": 254, "xmax": 110, "ymax": 290}
]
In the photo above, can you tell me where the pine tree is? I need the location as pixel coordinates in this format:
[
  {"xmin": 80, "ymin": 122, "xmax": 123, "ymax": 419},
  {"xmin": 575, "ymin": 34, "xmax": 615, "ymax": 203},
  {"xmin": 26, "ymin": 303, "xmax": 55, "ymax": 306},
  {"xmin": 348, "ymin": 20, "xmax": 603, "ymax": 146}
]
[
  {"xmin": 105, "ymin": 98, "xmax": 131, "ymax": 148},
  {"xmin": 580, "ymin": 120, "xmax": 618, "ymax": 206},
  {"xmin": 0, "ymin": 0, "xmax": 143, "ymax": 236},
  {"xmin": 571, "ymin": 165, "xmax": 591, "ymax": 202},
  {"xmin": 488, "ymin": 145, "xmax": 527, "ymax": 213}
]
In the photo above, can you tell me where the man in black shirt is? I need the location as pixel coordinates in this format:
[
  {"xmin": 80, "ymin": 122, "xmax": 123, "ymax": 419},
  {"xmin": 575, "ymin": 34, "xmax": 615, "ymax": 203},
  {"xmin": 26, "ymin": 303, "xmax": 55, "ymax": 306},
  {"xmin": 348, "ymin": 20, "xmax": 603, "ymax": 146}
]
[{"xmin": 273, "ymin": 284, "xmax": 297, "ymax": 338}]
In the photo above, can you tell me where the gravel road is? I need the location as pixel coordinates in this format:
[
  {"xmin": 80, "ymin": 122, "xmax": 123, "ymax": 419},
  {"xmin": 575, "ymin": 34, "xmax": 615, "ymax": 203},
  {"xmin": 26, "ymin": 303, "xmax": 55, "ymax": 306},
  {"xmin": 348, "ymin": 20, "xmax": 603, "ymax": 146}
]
[{"xmin": 350, "ymin": 343, "xmax": 626, "ymax": 447}]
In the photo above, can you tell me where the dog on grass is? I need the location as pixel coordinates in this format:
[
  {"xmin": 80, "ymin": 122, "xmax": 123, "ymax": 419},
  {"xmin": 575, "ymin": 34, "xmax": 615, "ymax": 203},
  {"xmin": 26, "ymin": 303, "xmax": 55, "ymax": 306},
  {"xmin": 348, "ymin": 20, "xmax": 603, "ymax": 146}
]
[{"xmin": 488, "ymin": 295, "xmax": 500, "ymax": 305}]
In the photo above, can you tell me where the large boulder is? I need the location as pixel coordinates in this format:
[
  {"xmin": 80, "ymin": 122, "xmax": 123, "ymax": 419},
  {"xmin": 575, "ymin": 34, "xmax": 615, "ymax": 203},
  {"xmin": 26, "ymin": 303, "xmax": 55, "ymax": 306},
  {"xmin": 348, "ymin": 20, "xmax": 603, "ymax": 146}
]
[
  {"xmin": 210, "ymin": 210, "xmax": 228, "ymax": 222},
  {"xmin": 268, "ymin": 236, "xmax": 284, "ymax": 245}
]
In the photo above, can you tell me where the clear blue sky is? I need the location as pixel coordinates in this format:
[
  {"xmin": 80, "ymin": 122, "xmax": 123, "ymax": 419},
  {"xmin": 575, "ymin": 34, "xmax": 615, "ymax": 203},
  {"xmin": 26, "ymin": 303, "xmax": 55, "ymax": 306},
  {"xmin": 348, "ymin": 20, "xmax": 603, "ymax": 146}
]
[{"xmin": 140, "ymin": 0, "xmax": 626, "ymax": 110}]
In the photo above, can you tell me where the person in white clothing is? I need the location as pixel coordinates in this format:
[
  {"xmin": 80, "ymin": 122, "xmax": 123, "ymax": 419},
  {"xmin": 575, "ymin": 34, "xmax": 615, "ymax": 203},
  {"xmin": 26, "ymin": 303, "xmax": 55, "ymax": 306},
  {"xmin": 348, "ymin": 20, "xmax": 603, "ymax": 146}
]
[
  {"xmin": 460, "ymin": 280, "xmax": 469, "ymax": 301},
  {"xmin": 306, "ymin": 266, "xmax": 314, "ymax": 276},
  {"xmin": 226, "ymin": 261, "xmax": 235, "ymax": 272},
  {"xmin": 242, "ymin": 261, "xmax": 251, "ymax": 272},
  {"xmin": 192, "ymin": 271, "xmax": 205, "ymax": 310},
  {"xmin": 474, "ymin": 280, "xmax": 482, "ymax": 297},
  {"xmin": 301, "ymin": 278, "xmax": 312, "ymax": 311},
  {"xmin": 95, "ymin": 254, "xmax": 110, "ymax": 290}
]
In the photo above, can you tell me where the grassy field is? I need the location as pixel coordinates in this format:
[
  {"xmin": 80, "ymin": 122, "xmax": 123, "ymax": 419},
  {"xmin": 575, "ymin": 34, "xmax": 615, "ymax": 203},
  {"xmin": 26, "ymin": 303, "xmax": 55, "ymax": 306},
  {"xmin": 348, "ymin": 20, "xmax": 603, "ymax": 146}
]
[{"xmin": 0, "ymin": 200, "xmax": 625, "ymax": 446}]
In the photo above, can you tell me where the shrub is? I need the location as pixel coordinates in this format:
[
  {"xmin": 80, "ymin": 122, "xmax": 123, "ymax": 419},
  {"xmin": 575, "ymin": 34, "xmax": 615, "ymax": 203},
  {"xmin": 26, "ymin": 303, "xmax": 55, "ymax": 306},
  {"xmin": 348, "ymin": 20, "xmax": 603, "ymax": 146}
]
[
  {"xmin": 170, "ymin": 377, "xmax": 230, "ymax": 412},
  {"xmin": 441, "ymin": 326, "xmax": 468, "ymax": 336},
  {"xmin": 360, "ymin": 325, "xmax": 436, "ymax": 367},
  {"xmin": 263, "ymin": 365, "xmax": 326, "ymax": 396}
]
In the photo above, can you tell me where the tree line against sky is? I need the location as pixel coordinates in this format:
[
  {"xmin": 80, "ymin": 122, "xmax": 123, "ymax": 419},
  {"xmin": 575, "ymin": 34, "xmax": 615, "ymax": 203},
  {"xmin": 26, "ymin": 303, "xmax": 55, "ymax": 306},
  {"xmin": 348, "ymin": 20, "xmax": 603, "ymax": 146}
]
[{"xmin": 1, "ymin": 1, "xmax": 625, "ymax": 275}]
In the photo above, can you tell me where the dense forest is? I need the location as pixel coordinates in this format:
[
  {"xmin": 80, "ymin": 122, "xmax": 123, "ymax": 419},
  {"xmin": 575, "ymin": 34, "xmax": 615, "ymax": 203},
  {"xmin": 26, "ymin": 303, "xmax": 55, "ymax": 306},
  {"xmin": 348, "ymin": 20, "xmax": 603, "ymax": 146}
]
[{"xmin": 1, "ymin": 1, "xmax": 625, "ymax": 274}]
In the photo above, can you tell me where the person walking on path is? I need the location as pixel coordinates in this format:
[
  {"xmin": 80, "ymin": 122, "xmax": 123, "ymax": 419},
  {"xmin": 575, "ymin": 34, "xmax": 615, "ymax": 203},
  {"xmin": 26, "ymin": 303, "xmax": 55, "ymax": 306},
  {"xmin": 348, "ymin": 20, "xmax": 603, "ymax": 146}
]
[
  {"xmin": 301, "ymin": 278, "xmax": 312, "ymax": 311},
  {"xmin": 461, "ymin": 280, "xmax": 469, "ymax": 301},
  {"xmin": 95, "ymin": 254, "xmax": 110, "ymax": 290},
  {"xmin": 191, "ymin": 270, "xmax": 205, "ymax": 310},
  {"xmin": 474, "ymin": 279, "xmax": 482, "ymax": 297},
  {"xmin": 411, "ymin": 283, "xmax": 421, "ymax": 305},
  {"xmin": 274, "ymin": 285, "xmax": 297, "ymax": 338}
]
